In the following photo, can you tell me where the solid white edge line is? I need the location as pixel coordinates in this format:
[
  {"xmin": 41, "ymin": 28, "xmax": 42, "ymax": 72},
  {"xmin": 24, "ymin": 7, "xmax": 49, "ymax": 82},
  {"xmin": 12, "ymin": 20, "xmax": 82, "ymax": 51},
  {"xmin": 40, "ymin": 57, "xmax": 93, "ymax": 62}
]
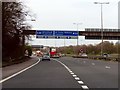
[
  {"xmin": 53, "ymin": 59, "xmax": 72, "ymax": 73},
  {"xmin": 0, "ymin": 57, "xmax": 40, "ymax": 83},
  {"xmin": 69, "ymin": 71, "xmax": 73, "ymax": 73}
]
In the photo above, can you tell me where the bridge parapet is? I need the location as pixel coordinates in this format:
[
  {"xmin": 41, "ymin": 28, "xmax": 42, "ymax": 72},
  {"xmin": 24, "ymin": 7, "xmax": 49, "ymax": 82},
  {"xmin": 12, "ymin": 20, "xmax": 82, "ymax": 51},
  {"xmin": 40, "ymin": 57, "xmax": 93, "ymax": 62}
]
[
  {"xmin": 85, "ymin": 28, "xmax": 119, "ymax": 32},
  {"xmin": 22, "ymin": 29, "xmax": 120, "ymax": 40}
]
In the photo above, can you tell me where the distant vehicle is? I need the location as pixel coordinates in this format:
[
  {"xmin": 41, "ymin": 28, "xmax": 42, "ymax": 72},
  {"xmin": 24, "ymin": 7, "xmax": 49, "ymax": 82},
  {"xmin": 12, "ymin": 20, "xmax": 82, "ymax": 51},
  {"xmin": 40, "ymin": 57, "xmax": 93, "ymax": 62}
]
[
  {"xmin": 32, "ymin": 52, "xmax": 36, "ymax": 55},
  {"xmin": 103, "ymin": 53, "xmax": 109, "ymax": 57},
  {"xmin": 61, "ymin": 54, "xmax": 65, "ymax": 57},
  {"xmin": 52, "ymin": 54, "xmax": 60, "ymax": 58},
  {"xmin": 81, "ymin": 53, "xmax": 87, "ymax": 57},
  {"xmin": 50, "ymin": 48, "xmax": 57, "ymax": 57},
  {"xmin": 41, "ymin": 54, "xmax": 51, "ymax": 61}
]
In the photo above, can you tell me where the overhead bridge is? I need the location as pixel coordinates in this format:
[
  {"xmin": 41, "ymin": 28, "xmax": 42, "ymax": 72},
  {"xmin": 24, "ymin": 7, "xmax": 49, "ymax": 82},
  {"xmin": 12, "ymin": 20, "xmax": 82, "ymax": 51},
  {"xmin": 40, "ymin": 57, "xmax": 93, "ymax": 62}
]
[
  {"xmin": 22, "ymin": 28, "xmax": 120, "ymax": 40},
  {"xmin": 80, "ymin": 28, "xmax": 120, "ymax": 40}
]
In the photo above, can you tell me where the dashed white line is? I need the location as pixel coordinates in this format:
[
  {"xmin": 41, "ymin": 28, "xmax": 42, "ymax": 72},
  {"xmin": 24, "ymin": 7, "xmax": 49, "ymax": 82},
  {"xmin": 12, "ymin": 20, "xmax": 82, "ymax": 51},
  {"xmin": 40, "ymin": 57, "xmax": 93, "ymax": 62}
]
[
  {"xmin": 75, "ymin": 77, "xmax": 80, "ymax": 80},
  {"xmin": 105, "ymin": 66, "xmax": 111, "ymax": 69},
  {"xmin": 83, "ymin": 61, "xmax": 86, "ymax": 63},
  {"xmin": 70, "ymin": 72, "xmax": 74, "ymax": 75},
  {"xmin": 53, "ymin": 59, "xmax": 89, "ymax": 89},
  {"xmin": 92, "ymin": 63, "xmax": 95, "ymax": 65},
  {"xmin": 0, "ymin": 57, "xmax": 40, "ymax": 83},
  {"xmin": 72, "ymin": 75, "xmax": 77, "ymax": 77},
  {"xmin": 81, "ymin": 85, "xmax": 89, "ymax": 89},
  {"xmin": 78, "ymin": 81, "xmax": 84, "ymax": 84}
]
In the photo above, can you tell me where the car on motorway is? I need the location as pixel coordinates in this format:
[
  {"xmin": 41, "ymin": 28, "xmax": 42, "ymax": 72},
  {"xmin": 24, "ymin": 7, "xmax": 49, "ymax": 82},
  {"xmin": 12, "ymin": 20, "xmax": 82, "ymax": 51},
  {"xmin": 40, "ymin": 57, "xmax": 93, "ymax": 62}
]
[
  {"xmin": 41, "ymin": 54, "xmax": 51, "ymax": 61},
  {"xmin": 81, "ymin": 53, "xmax": 87, "ymax": 57},
  {"xmin": 103, "ymin": 53, "xmax": 110, "ymax": 57},
  {"xmin": 52, "ymin": 54, "xmax": 60, "ymax": 58},
  {"xmin": 61, "ymin": 54, "xmax": 65, "ymax": 57}
]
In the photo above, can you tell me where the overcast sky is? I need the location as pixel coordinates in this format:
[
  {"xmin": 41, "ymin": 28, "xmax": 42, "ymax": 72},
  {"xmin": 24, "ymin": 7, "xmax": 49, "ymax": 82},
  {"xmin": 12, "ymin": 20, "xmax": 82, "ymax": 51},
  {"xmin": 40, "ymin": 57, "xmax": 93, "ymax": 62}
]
[{"xmin": 21, "ymin": 0, "xmax": 119, "ymax": 47}]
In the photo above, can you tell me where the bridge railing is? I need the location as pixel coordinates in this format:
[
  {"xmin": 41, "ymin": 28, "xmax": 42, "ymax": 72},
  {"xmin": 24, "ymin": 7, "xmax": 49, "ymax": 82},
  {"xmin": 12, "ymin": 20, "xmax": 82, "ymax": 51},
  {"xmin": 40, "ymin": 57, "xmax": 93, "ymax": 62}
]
[{"xmin": 85, "ymin": 28, "xmax": 119, "ymax": 32}]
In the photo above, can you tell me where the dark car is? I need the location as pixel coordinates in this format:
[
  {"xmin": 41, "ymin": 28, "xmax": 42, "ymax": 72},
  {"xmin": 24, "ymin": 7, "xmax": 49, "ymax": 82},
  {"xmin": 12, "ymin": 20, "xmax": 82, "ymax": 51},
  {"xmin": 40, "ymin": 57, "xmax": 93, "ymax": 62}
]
[{"xmin": 42, "ymin": 54, "xmax": 51, "ymax": 61}]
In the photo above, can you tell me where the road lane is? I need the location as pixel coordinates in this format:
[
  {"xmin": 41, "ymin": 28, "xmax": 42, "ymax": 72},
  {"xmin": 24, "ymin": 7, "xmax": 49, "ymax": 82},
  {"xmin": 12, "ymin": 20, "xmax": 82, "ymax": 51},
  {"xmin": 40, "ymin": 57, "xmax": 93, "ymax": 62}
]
[
  {"xmin": 2, "ymin": 59, "xmax": 80, "ymax": 88},
  {"xmin": 2, "ymin": 56, "xmax": 118, "ymax": 89},
  {"xmin": 53, "ymin": 59, "xmax": 89, "ymax": 89},
  {"xmin": 58, "ymin": 57, "xmax": 118, "ymax": 88}
]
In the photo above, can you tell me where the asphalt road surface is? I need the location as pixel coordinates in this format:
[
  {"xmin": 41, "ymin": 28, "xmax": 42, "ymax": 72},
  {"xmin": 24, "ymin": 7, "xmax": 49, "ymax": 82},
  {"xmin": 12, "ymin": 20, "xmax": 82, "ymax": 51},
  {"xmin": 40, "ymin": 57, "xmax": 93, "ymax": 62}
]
[
  {"xmin": 58, "ymin": 57, "xmax": 118, "ymax": 88},
  {"xmin": 2, "ymin": 57, "xmax": 118, "ymax": 89}
]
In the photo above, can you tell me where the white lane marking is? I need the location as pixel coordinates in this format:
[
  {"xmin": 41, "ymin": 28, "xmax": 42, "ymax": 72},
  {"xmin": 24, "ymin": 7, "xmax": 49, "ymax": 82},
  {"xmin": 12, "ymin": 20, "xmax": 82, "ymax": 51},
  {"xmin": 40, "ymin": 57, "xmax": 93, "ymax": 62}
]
[
  {"xmin": 72, "ymin": 75, "xmax": 77, "ymax": 77},
  {"xmin": 69, "ymin": 71, "xmax": 73, "ymax": 73},
  {"xmin": 62, "ymin": 64, "xmax": 71, "ymax": 71},
  {"xmin": 75, "ymin": 77, "xmax": 80, "ymax": 80},
  {"xmin": 70, "ymin": 72, "xmax": 74, "ymax": 75},
  {"xmin": 105, "ymin": 66, "xmax": 111, "ymax": 69},
  {"xmin": 78, "ymin": 81, "xmax": 84, "ymax": 84},
  {"xmin": 53, "ymin": 59, "xmax": 69, "ymax": 70},
  {"xmin": 0, "ymin": 57, "xmax": 40, "ymax": 83},
  {"xmin": 81, "ymin": 85, "xmax": 89, "ymax": 89},
  {"xmin": 92, "ymin": 63, "xmax": 95, "ymax": 65},
  {"xmin": 53, "ymin": 59, "xmax": 89, "ymax": 89},
  {"xmin": 83, "ymin": 61, "xmax": 86, "ymax": 63}
]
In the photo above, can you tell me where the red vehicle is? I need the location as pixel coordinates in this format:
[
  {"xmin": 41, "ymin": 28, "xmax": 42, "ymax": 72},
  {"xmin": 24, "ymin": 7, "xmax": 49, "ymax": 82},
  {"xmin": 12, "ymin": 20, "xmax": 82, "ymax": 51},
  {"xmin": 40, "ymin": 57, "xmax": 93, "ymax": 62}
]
[{"xmin": 50, "ymin": 48, "xmax": 57, "ymax": 58}]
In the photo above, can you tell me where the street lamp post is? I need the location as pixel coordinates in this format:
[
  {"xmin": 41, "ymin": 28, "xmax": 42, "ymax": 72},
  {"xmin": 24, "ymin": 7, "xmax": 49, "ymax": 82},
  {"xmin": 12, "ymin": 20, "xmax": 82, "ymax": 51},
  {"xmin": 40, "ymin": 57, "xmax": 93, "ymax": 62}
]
[
  {"xmin": 94, "ymin": 2, "xmax": 109, "ymax": 56},
  {"xmin": 64, "ymin": 39, "xmax": 65, "ymax": 54},
  {"xmin": 73, "ymin": 23, "xmax": 82, "ymax": 46}
]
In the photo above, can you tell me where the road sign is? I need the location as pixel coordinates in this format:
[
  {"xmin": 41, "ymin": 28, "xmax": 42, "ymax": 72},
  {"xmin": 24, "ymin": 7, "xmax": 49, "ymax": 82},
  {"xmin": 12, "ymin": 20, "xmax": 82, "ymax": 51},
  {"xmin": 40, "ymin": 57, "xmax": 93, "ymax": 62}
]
[
  {"xmin": 36, "ymin": 30, "xmax": 78, "ymax": 39},
  {"xmin": 54, "ymin": 36, "xmax": 78, "ymax": 39},
  {"xmin": 55, "ymin": 31, "xmax": 78, "ymax": 36},
  {"xmin": 36, "ymin": 30, "xmax": 54, "ymax": 36},
  {"xmin": 36, "ymin": 35, "xmax": 55, "ymax": 39},
  {"xmin": 36, "ymin": 30, "xmax": 54, "ymax": 39}
]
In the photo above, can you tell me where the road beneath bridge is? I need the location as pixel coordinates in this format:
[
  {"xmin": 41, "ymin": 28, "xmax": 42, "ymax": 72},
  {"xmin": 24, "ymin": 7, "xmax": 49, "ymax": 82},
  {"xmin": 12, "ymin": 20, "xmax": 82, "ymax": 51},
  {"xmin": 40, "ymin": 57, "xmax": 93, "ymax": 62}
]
[{"xmin": 2, "ymin": 56, "xmax": 118, "ymax": 89}]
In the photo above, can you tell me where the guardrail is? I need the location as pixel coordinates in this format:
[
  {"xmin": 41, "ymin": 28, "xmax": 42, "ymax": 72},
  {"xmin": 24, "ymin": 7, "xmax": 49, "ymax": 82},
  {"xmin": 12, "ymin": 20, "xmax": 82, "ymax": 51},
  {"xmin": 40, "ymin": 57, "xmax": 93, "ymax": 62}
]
[{"xmin": 72, "ymin": 55, "xmax": 119, "ymax": 61}]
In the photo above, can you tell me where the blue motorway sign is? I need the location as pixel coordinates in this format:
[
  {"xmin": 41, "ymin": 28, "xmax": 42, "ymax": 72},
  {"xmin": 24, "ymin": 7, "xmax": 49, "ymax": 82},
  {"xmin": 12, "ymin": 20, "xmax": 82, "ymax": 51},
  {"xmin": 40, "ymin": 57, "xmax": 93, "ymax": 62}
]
[
  {"xmin": 36, "ymin": 30, "xmax": 79, "ymax": 39},
  {"xmin": 55, "ymin": 31, "xmax": 78, "ymax": 36},
  {"xmin": 36, "ymin": 30, "xmax": 54, "ymax": 36}
]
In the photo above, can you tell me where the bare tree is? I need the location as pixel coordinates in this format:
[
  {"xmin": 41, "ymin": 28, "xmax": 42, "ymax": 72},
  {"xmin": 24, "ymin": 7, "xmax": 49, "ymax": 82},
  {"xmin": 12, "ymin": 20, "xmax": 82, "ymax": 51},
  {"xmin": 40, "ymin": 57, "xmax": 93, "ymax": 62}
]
[{"xmin": 2, "ymin": 1, "xmax": 31, "ymax": 60}]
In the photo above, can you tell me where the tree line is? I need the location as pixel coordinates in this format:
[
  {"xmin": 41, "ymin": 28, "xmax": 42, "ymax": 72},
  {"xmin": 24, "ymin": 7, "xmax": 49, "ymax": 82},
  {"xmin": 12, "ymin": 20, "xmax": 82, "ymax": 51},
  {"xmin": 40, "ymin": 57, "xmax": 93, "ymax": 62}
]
[
  {"xmin": 2, "ymin": 1, "xmax": 32, "ymax": 62},
  {"xmin": 57, "ymin": 41, "xmax": 119, "ymax": 55}
]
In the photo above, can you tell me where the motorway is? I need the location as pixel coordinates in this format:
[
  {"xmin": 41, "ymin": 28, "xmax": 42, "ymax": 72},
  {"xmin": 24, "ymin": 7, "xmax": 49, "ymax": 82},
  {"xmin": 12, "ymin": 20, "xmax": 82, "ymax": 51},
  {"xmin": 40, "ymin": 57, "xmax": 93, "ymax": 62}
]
[{"xmin": 2, "ymin": 57, "xmax": 118, "ymax": 89}]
